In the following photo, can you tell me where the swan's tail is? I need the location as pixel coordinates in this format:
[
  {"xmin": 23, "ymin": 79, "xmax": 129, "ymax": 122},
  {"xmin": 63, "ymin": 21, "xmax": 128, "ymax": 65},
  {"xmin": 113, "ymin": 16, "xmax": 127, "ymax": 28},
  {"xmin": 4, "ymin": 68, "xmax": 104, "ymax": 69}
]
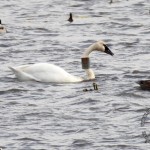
[
  {"xmin": 8, "ymin": 66, "xmax": 18, "ymax": 73},
  {"xmin": 8, "ymin": 66, "xmax": 41, "ymax": 82}
]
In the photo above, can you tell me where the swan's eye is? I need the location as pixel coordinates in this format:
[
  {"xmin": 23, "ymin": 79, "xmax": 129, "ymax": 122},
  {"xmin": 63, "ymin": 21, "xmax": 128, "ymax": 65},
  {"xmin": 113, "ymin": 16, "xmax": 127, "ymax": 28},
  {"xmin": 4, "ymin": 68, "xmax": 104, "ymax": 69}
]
[{"xmin": 103, "ymin": 44, "xmax": 114, "ymax": 56}]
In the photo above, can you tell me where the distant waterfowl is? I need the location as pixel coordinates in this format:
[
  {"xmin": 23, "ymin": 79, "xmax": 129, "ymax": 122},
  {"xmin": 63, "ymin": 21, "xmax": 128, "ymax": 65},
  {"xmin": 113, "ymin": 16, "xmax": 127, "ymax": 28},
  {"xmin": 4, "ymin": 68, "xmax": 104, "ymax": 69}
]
[
  {"xmin": 109, "ymin": 0, "xmax": 113, "ymax": 4},
  {"xmin": 138, "ymin": 80, "xmax": 150, "ymax": 90},
  {"xmin": 83, "ymin": 83, "xmax": 98, "ymax": 92},
  {"xmin": 93, "ymin": 82, "xmax": 98, "ymax": 90},
  {"xmin": 9, "ymin": 40, "xmax": 114, "ymax": 83},
  {"xmin": 68, "ymin": 13, "xmax": 73, "ymax": 23},
  {"xmin": 0, "ymin": 19, "xmax": 6, "ymax": 33}
]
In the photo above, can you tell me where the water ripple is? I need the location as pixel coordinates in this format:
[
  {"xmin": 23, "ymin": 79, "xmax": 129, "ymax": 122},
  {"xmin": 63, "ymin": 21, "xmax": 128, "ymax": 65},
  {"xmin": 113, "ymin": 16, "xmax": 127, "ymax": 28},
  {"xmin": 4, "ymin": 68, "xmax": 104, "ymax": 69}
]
[{"xmin": 0, "ymin": 0, "xmax": 150, "ymax": 150}]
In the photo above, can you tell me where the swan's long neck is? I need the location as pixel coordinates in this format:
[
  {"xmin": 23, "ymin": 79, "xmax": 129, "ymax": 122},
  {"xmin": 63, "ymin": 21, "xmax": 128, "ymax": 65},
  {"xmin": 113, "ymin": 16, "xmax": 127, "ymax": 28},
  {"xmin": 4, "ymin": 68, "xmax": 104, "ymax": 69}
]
[
  {"xmin": 81, "ymin": 43, "xmax": 96, "ymax": 80},
  {"xmin": 82, "ymin": 43, "xmax": 96, "ymax": 58},
  {"xmin": 85, "ymin": 69, "xmax": 95, "ymax": 80}
]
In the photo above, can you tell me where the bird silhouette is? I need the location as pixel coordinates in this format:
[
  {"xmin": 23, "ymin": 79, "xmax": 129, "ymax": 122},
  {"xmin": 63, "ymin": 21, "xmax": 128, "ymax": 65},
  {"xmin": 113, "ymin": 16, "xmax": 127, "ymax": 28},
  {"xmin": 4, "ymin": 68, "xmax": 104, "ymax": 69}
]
[{"xmin": 68, "ymin": 13, "xmax": 73, "ymax": 23}]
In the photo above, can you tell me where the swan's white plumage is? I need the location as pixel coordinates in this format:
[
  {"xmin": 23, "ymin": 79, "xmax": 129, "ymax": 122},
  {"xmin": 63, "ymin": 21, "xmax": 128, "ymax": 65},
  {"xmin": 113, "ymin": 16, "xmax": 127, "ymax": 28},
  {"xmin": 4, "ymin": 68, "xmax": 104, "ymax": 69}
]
[
  {"xmin": 9, "ymin": 63, "xmax": 83, "ymax": 83},
  {"xmin": 9, "ymin": 40, "xmax": 113, "ymax": 83}
]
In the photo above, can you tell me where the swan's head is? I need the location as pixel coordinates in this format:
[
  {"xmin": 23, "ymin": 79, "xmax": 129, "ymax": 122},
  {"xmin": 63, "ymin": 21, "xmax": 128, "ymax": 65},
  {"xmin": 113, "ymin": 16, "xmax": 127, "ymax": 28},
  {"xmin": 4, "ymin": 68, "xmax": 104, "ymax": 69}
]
[{"xmin": 95, "ymin": 41, "xmax": 114, "ymax": 56}]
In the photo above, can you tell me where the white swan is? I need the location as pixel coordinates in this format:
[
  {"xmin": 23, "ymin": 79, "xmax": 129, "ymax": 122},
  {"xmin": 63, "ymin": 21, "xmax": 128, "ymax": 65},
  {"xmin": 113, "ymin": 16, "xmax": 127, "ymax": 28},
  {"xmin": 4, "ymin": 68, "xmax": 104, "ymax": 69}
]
[
  {"xmin": 9, "ymin": 40, "xmax": 114, "ymax": 83},
  {"xmin": 0, "ymin": 19, "xmax": 6, "ymax": 33}
]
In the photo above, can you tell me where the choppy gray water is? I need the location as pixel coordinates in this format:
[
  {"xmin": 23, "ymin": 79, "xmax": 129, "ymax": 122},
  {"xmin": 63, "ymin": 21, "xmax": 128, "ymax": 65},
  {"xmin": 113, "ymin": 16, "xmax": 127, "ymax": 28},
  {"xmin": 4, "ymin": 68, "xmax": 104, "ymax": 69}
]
[{"xmin": 0, "ymin": 0, "xmax": 150, "ymax": 149}]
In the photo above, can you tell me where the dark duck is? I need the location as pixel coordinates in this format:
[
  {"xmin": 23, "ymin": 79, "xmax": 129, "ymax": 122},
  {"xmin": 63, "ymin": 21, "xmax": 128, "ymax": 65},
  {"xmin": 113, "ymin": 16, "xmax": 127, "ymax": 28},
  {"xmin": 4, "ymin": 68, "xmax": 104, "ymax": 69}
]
[
  {"xmin": 138, "ymin": 80, "xmax": 150, "ymax": 90},
  {"xmin": 68, "ymin": 13, "xmax": 73, "ymax": 23}
]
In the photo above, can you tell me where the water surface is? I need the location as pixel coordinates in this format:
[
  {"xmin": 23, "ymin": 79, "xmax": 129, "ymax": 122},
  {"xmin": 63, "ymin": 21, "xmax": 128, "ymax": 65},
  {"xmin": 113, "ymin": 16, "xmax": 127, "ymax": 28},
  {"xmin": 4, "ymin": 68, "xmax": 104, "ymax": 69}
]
[{"xmin": 0, "ymin": 0, "xmax": 150, "ymax": 149}]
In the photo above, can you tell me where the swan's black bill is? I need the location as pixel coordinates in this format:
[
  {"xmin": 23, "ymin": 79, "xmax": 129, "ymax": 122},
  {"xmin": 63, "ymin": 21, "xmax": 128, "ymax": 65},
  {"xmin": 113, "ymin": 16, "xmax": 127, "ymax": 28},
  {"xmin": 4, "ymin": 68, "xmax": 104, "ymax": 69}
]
[{"xmin": 104, "ymin": 44, "xmax": 114, "ymax": 56}]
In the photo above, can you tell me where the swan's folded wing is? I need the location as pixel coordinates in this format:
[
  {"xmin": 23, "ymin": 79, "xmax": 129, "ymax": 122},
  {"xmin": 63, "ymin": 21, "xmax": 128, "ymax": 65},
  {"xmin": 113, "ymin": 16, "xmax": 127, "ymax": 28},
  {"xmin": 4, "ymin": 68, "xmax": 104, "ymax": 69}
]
[{"xmin": 8, "ymin": 66, "xmax": 41, "ymax": 82}]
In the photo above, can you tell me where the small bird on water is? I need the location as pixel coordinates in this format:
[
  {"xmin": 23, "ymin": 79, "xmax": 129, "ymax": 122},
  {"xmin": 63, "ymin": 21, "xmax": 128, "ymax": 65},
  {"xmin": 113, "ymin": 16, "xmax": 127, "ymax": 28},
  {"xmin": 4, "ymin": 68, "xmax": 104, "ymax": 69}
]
[
  {"xmin": 68, "ymin": 13, "xmax": 73, "ymax": 23},
  {"xmin": 109, "ymin": 0, "xmax": 113, "ymax": 4},
  {"xmin": 93, "ymin": 82, "xmax": 98, "ymax": 90},
  {"xmin": 138, "ymin": 80, "xmax": 150, "ymax": 90},
  {"xmin": 0, "ymin": 20, "xmax": 4, "ymax": 29},
  {"xmin": 83, "ymin": 83, "xmax": 99, "ymax": 92},
  {"xmin": 0, "ymin": 19, "xmax": 6, "ymax": 33}
]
